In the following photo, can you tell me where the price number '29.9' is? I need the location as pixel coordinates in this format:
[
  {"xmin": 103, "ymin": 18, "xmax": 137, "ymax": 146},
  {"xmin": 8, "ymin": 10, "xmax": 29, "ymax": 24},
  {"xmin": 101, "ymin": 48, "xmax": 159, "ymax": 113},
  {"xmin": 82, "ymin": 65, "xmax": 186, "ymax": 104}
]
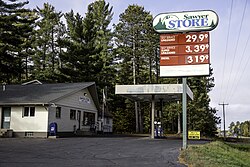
[{"xmin": 185, "ymin": 33, "xmax": 209, "ymax": 43}]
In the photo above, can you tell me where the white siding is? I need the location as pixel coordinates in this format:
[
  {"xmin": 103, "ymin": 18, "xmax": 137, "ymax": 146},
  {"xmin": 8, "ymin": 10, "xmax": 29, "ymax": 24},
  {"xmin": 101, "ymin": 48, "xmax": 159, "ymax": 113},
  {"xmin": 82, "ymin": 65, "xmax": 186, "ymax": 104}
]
[
  {"xmin": 10, "ymin": 106, "xmax": 48, "ymax": 132},
  {"xmin": 55, "ymin": 89, "xmax": 97, "ymax": 112},
  {"xmin": 47, "ymin": 88, "xmax": 98, "ymax": 133},
  {"xmin": 48, "ymin": 106, "xmax": 97, "ymax": 132},
  {"xmin": 48, "ymin": 106, "xmax": 79, "ymax": 132}
]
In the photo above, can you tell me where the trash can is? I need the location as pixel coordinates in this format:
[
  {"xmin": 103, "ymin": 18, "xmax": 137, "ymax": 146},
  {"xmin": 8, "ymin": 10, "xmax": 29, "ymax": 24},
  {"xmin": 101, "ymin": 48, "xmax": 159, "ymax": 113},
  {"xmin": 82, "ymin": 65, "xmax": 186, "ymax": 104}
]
[{"xmin": 49, "ymin": 122, "xmax": 57, "ymax": 136}]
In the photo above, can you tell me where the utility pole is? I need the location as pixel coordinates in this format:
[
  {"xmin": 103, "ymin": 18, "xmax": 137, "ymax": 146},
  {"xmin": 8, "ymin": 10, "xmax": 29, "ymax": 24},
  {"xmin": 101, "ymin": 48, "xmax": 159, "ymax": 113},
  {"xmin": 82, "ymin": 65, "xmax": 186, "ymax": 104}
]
[{"xmin": 219, "ymin": 102, "xmax": 229, "ymax": 139}]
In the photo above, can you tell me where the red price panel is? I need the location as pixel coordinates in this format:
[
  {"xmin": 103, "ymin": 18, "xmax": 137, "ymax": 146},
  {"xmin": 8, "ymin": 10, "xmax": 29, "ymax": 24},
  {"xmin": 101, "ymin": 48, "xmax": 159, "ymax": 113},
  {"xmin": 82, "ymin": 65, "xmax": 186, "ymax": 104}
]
[
  {"xmin": 160, "ymin": 54, "xmax": 209, "ymax": 66},
  {"xmin": 160, "ymin": 44, "xmax": 209, "ymax": 55},
  {"xmin": 160, "ymin": 32, "xmax": 209, "ymax": 45}
]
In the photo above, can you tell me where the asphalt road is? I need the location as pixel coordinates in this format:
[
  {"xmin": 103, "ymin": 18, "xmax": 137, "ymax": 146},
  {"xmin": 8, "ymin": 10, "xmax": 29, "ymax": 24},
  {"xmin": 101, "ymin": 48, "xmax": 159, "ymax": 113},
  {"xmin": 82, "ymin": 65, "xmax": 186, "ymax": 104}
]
[{"xmin": 0, "ymin": 137, "xmax": 207, "ymax": 167}]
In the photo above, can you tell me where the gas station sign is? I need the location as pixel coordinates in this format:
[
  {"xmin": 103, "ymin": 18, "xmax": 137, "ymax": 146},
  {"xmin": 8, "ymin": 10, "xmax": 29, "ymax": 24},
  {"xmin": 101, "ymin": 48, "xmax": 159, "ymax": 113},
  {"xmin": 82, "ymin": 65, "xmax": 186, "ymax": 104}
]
[
  {"xmin": 152, "ymin": 10, "xmax": 218, "ymax": 149},
  {"xmin": 152, "ymin": 10, "xmax": 217, "ymax": 77}
]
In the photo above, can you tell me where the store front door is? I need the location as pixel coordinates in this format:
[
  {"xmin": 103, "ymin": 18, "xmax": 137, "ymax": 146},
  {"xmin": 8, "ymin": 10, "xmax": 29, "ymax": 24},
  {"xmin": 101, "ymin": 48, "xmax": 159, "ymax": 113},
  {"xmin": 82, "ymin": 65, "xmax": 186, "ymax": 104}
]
[{"xmin": 1, "ymin": 107, "xmax": 11, "ymax": 129}]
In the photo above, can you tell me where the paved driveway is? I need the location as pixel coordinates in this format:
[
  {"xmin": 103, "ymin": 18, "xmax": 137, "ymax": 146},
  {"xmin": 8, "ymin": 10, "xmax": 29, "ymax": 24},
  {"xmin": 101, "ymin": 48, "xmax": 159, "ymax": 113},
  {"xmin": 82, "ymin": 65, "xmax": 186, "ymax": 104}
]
[{"xmin": 0, "ymin": 137, "xmax": 207, "ymax": 167}]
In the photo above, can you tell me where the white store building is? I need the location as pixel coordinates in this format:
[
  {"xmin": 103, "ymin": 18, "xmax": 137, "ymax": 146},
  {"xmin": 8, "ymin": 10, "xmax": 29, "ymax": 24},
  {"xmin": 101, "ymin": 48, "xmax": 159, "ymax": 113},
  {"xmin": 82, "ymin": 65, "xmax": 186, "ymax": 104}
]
[{"xmin": 0, "ymin": 81, "xmax": 101, "ymax": 138}]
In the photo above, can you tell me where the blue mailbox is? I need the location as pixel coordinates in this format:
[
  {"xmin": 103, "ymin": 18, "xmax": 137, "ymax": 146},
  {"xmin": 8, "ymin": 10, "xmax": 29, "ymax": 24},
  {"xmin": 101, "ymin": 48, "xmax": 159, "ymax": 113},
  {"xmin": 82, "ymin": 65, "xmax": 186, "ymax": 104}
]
[{"xmin": 49, "ymin": 122, "xmax": 57, "ymax": 136}]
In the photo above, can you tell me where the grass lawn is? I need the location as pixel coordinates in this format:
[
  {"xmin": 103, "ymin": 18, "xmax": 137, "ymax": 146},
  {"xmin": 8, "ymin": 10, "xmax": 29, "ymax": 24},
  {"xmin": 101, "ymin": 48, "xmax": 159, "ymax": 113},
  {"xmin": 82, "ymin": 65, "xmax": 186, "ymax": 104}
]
[{"xmin": 179, "ymin": 141, "xmax": 250, "ymax": 167}]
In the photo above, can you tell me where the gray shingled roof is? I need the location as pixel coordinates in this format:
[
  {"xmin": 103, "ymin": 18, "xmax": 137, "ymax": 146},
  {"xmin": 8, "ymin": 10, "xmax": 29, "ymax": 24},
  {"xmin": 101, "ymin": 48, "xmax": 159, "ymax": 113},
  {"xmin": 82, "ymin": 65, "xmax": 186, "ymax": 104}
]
[{"xmin": 0, "ymin": 82, "xmax": 96, "ymax": 105}]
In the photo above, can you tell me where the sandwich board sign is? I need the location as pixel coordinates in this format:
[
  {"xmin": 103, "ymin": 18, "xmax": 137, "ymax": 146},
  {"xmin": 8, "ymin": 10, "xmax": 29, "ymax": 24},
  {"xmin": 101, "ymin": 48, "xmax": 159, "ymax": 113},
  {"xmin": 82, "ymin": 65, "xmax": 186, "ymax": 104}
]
[{"xmin": 188, "ymin": 131, "xmax": 201, "ymax": 140}]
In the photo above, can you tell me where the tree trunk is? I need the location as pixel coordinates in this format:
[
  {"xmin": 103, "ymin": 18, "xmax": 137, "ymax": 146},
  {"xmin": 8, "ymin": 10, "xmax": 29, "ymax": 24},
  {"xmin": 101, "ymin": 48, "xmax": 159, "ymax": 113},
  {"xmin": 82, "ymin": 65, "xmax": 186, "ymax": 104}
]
[
  {"xmin": 25, "ymin": 52, "xmax": 28, "ymax": 80},
  {"xmin": 149, "ymin": 57, "xmax": 152, "ymax": 83},
  {"xmin": 155, "ymin": 48, "xmax": 159, "ymax": 83},
  {"xmin": 178, "ymin": 112, "xmax": 181, "ymax": 134},
  {"xmin": 51, "ymin": 27, "xmax": 55, "ymax": 71}
]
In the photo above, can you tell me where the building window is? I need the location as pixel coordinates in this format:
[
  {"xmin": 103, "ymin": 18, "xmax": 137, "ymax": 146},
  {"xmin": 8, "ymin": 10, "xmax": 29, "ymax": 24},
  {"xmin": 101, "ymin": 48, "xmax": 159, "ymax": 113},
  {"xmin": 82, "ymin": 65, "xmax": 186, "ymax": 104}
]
[
  {"xmin": 23, "ymin": 107, "xmax": 35, "ymax": 117},
  {"xmin": 77, "ymin": 110, "xmax": 81, "ymax": 121},
  {"xmin": 83, "ymin": 112, "xmax": 95, "ymax": 126},
  {"xmin": 30, "ymin": 107, "xmax": 35, "ymax": 116},
  {"xmin": 24, "ymin": 107, "xmax": 29, "ymax": 116},
  {"xmin": 56, "ymin": 107, "xmax": 61, "ymax": 119},
  {"xmin": 70, "ymin": 109, "xmax": 76, "ymax": 120},
  {"xmin": 106, "ymin": 118, "xmax": 110, "ymax": 124}
]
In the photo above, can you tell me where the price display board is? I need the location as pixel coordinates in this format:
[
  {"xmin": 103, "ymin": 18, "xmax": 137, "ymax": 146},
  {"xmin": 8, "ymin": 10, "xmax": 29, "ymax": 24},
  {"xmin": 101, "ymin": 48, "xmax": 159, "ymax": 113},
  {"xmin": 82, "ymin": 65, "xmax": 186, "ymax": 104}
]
[{"xmin": 160, "ymin": 32, "xmax": 210, "ymax": 77}]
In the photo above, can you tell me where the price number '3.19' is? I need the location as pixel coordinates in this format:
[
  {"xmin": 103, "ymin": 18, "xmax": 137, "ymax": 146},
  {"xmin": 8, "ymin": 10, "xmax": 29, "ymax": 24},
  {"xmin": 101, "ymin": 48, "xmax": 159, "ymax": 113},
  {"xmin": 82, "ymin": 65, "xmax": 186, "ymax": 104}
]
[{"xmin": 186, "ymin": 55, "xmax": 209, "ymax": 64}]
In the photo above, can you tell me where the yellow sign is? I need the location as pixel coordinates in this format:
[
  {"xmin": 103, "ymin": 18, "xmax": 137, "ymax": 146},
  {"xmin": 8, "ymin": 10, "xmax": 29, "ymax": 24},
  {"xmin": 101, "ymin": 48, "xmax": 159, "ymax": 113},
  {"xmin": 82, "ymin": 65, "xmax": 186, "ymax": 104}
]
[{"xmin": 188, "ymin": 131, "xmax": 200, "ymax": 140}]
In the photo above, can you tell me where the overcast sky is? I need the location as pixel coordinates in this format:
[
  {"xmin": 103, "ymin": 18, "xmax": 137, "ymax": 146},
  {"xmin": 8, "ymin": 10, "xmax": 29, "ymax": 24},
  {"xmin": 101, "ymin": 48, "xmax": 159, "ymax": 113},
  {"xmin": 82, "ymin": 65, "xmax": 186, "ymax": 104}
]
[{"xmin": 26, "ymin": 0, "xmax": 250, "ymax": 129}]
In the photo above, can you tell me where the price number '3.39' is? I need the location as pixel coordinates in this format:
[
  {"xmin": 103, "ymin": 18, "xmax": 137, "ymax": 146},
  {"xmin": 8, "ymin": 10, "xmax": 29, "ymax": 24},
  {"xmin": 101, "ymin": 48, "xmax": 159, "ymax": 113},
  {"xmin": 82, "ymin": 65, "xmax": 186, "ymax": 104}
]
[{"xmin": 185, "ymin": 44, "xmax": 209, "ymax": 53}]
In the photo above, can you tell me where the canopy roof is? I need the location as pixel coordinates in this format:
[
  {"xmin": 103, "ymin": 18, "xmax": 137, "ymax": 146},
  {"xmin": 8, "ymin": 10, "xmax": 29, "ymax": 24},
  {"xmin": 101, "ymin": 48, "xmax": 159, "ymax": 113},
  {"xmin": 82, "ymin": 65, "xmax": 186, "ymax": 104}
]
[{"xmin": 115, "ymin": 84, "xmax": 193, "ymax": 102}]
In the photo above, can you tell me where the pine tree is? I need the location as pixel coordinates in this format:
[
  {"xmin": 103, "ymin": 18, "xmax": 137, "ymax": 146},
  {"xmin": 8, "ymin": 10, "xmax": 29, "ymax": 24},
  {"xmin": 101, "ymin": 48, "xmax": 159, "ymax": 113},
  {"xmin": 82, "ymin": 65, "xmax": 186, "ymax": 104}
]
[
  {"xmin": 186, "ymin": 68, "xmax": 220, "ymax": 136},
  {"xmin": 32, "ymin": 3, "xmax": 65, "ymax": 82},
  {"xmin": 113, "ymin": 5, "xmax": 160, "ymax": 133},
  {"xmin": 84, "ymin": 0, "xmax": 114, "ymax": 88},
  {"xmin": 114, "ymin": 5, "xmax": 157, "ymax": 85},
  {"xmin": 60, "ymin": 0, "xmax": 114, "ymax": 85},
  {"xmin": 19, "ymin": 9, "xmax": 37, "ymax": 81},
  {"xmin": 59, "ymin": 10, "xmax": 86, "ymax": 82},
  {"xmin": 0, "ymin": 0, "xmax": 36, "ymax": 83}
]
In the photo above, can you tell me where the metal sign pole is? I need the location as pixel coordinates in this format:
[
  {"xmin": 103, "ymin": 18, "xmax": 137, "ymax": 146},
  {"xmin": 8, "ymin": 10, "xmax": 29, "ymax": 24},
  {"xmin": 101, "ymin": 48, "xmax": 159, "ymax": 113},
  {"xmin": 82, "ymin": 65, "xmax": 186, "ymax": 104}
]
[
  {"xmin": 182, "ymin": 77, "xmax": 187, "ymax": 149},
  {"xmin": 151, "ymin": 95, "xmax": 155, "ymax": 139}
]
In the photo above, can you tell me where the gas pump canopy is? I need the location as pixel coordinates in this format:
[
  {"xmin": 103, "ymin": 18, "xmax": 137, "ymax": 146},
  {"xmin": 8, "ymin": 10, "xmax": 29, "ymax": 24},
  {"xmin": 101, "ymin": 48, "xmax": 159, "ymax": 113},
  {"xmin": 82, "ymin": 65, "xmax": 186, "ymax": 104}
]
[{"xmin": 115, "ymin": 84, "xmax": 193, "ymax": 102}]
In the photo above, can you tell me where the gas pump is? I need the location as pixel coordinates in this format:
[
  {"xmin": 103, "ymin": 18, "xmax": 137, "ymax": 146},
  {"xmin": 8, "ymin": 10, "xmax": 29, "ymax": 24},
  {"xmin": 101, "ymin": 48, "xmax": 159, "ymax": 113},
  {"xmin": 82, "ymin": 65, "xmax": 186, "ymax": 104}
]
[{"xmin": 154, "ymin": 107, "xmax": 163, "ymax": 138}]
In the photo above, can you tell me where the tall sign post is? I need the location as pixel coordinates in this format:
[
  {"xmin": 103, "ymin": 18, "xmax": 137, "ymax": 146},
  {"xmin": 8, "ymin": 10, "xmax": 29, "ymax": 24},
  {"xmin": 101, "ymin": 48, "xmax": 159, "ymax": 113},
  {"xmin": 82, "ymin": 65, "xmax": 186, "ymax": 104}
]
[{"xmin": 153, "ymin": 10, "xmax": 218, "ymax": 149}]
